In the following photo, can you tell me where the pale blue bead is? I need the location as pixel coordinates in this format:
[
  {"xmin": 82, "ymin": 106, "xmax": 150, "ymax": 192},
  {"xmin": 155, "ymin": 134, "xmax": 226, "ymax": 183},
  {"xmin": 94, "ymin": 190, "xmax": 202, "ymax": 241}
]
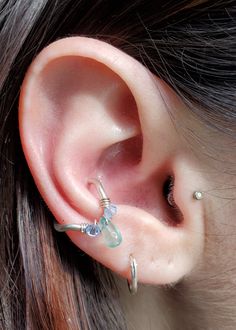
[
  {"xmin": 85, "ymin": 224, "xmax": 101, "ymax": 237},
  {"xmin": 104, "ymin": 207, "xmax": 112, "ymax": 220},
  {"xmin": 110, "ymin": 204, "xmax": 117, "ymax": 215},
  {"xmin": 104, "ymin": 204, "xmax": 117, "ymax": 220},
  {"xmin": 99, "ymin": 216, "xmax": 122, "ymax": 248}
]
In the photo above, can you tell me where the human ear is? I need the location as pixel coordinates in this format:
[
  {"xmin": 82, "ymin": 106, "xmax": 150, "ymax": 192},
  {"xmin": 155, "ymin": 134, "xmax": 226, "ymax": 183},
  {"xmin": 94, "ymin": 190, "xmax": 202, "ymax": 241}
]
[{"xmin": 19, "ymin": 36, "xmax": 205, "ymax": 286}]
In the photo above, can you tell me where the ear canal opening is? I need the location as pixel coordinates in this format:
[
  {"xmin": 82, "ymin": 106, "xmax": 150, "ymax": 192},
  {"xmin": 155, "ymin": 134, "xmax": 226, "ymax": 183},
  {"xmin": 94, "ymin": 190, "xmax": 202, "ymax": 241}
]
[{"xmin": 162, "ymin": 174, "xmax": 184, "ymax": 227}]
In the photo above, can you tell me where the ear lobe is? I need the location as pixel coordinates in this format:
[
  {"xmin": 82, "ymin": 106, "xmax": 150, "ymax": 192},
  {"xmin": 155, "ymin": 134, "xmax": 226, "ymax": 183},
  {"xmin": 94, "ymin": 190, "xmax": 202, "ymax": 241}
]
[{"xmin": 19, "ymin": 36, "xmax": 205, "ymax": 286}]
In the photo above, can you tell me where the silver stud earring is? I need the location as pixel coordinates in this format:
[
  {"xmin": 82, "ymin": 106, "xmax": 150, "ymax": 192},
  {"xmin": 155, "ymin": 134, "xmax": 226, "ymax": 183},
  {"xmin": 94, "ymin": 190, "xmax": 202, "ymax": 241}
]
[
  {"xmin": 193, "ymin": 191, "xmax": 204, "ymax": 200},
  {"xmin": 54, "ymin": 177, "xmax": 122, "ymax": 248}
]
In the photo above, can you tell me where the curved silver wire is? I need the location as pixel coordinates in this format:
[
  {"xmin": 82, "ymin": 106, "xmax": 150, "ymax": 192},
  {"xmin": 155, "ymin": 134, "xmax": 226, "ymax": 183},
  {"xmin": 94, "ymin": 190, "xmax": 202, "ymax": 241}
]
[
  {"xmin": 88, "ymin": 178, "xmax": 111, "ymax": 207},
  {"xmin": 54, "ymin": 222, "xmax": 88, "ymax": 233},
  {"xmin": 127, "ymin": 254, "xmax": 138, "ymax": 295}
]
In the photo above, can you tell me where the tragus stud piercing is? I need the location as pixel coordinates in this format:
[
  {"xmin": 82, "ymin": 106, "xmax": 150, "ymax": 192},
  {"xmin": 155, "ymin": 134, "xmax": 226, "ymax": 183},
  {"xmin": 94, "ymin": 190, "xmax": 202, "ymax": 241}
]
[
  {"xmin": 54, "ymin": 178, "xmax": 122, "ymax": 248},
  {"xmin": 193, "ymin": 191, "xmax": 204, "ymax": 200},
  {"xmin": 127, "ymin": 254, "xmax": 138, "ymax": 295}
]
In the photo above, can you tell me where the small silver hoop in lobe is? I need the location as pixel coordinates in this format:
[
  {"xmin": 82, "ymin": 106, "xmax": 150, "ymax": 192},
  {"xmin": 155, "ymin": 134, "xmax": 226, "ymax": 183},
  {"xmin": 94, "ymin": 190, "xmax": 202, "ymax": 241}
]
[{"xmin": 127, "ymin": 254, "xmax": 138, "ymax": 295}]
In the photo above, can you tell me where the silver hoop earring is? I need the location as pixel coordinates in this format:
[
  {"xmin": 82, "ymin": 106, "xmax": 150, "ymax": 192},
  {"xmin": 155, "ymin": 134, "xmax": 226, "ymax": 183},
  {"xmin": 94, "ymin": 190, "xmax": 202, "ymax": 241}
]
[
  {"xmin": 54, "ymin": 177, "xmax": 122, "ymax": 248},
  {"xmin": 127, "ymin": 254, "xmax": 138, "ymax": 295}
]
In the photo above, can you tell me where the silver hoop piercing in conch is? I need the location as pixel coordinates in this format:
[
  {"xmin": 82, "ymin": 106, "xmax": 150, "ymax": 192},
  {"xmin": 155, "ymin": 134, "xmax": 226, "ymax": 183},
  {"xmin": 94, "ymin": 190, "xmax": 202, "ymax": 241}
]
[
  {"xmin": 127, "ymin": 254, "xmax": 138, "ymax": 295},
  {"xmin": 54, "ymin": 178, "xmax": 122, "ymax": 248}
]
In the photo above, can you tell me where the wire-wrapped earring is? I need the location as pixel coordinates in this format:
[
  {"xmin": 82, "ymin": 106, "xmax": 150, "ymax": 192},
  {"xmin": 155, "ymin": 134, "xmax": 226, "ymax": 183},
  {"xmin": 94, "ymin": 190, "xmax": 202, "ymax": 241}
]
[
  {"xmin": 88, "ymin": 178, "xmax": 122, "ymax": 248},
  {"xmin": 54, "ymin": 177, "xmax": 122, "ymax": 248}
]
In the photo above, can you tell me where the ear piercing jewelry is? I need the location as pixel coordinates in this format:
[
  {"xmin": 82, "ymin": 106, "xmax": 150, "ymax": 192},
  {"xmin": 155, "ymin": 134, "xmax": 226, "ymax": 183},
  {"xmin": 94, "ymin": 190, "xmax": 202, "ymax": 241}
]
[
  {"xmin": 54, "ymin": 178, "xmax": 122, "ymax": 248},
  {"xmin": 127, "ymin": 254, "xmax": 138, "ymax": 295},
  {"xmin": 54, "ymin": 181, "xmax": 203, "ymax": 294},
  {"xmin": 193, "ymin": 191, "xmax": 204, "ymax": 200},
  {"xmin": 126, "ymin": 190, "xmax": 203, "ymax": 295}
]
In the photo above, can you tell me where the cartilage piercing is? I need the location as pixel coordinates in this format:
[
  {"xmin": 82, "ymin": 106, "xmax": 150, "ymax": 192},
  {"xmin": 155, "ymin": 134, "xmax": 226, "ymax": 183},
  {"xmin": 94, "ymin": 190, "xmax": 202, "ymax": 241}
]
[
  {"xmin": 193, "ymin": 191, "xmax": 204, "ymax": 200},
  {"xmin": 54, "ymin": 222, "xmax": 89, "ymax": 233},
  {"xmin": 54, "ymin": 220, "xmax": 102, "ymax": 237},
  {"xmin": 88, "ymin": 178, "xmax": 111, "ymax": 208},
  {"xmin": 54, "ymin": 178, "xmax": 122, "ymax": 248}
]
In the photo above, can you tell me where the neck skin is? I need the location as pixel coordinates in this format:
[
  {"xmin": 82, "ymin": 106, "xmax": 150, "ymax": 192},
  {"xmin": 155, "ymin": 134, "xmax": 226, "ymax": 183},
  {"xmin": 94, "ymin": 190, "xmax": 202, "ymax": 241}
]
[
  {"xmin": 116, "ymin": 268, "xmax": 236, "ymax": 330},
  {"xmin": 115, "ymin": 275, "xmax": 177, "ymax": 330}
]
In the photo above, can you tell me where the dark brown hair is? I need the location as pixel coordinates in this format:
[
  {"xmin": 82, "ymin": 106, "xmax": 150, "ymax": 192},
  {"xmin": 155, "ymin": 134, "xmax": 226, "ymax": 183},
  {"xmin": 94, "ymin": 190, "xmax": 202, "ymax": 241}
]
[{"xmin": 0, "ymin": 1, "xmax": 235, "ymax": 329}]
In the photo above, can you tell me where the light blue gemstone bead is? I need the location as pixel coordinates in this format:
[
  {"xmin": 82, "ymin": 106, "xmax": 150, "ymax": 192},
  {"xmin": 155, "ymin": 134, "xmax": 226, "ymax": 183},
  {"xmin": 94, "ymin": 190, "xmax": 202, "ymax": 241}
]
[
  {"xmin": 85, "ymin": 224, "xmax": 101, "ymax": 237},
  {"xmin": 99, "ymin": 216, "xmax": 122, "ymax": 248},
  {"xmin": 104, "ymin": 207, "xmax": 112, "ymax": 220},
  {"xmin": 104, "ymin": 204, "xmax": 117, "ymax": 220},
  {"xmin": 110, "ymin": 204, "xmax": 117, "ymax": 215}
]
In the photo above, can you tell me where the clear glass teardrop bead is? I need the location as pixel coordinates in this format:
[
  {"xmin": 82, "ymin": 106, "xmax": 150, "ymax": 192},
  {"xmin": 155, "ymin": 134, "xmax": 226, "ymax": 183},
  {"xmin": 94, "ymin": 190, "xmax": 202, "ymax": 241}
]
[{"xmin": 99, "ymin": 216, "xmax": 122, "ymax": 248}]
